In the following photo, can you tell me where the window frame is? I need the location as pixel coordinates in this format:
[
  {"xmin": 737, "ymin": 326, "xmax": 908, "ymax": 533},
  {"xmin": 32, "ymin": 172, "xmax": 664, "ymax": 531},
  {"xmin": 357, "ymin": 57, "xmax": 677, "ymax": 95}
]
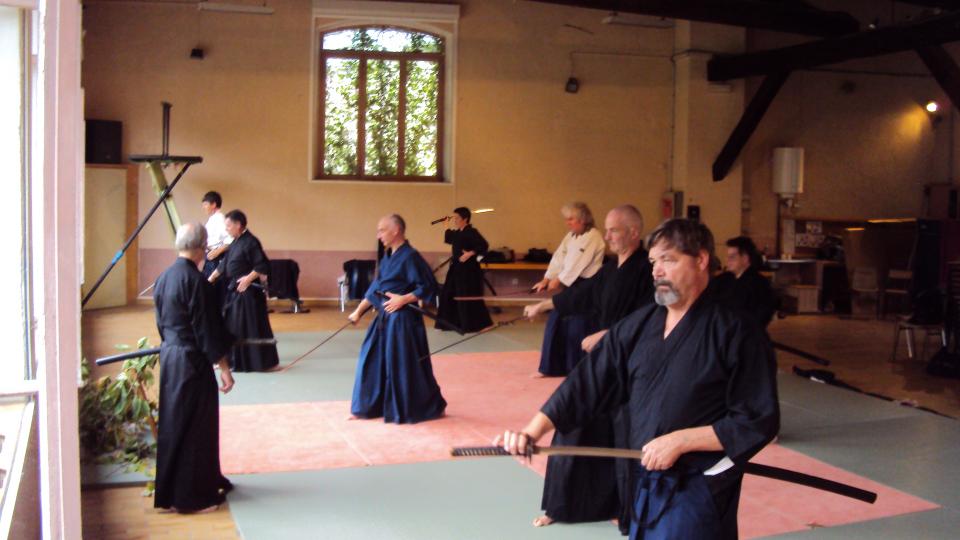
[
  {"xmin": 0, "ymin": 2, "xmax": 35, "ymax": 397},
  {"xmin": 317, "ymin": 28, "xmax": 446, "ymax": 182},
  {"xmin": 310, "ymin": 0, "xmax": 458, "ymax": 185}
]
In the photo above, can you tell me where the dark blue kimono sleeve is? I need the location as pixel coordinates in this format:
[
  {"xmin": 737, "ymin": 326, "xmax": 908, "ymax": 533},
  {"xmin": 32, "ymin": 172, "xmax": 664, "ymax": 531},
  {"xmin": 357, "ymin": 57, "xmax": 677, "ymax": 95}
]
[
  {"xmin": 363, "ymin": 271, "xmax": 384, "ymax": 306},
  {"xmin": 540, "ymin": 310, "xmax": 640, "ymax": 433},
  {"xmin": 405, "ymin": 251, "xmax": 439, "ymax": 303},
  {"xmin": 711, "ymin": 318, "xmax": 780, "ymax": 464}
]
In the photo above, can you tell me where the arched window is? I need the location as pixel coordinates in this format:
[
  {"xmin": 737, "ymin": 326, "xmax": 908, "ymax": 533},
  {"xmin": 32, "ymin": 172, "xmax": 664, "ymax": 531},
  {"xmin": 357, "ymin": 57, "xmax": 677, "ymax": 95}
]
[{"xmin": 318, "ymin": 27, "xmax": 444, "ymax": 181}]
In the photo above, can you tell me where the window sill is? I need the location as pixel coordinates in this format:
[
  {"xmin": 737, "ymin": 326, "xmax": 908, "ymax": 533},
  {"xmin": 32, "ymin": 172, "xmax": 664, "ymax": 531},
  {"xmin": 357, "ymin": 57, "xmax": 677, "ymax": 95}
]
[
  {"xmin": 0, "ymin": 399, "xmax": 36, "ymax": 539},
  {"xmin": 0, "ymin": 380, "xmax": 37, "ymax": 399},
  {"xmin": 310, "ymin": 178, "xmax": 454, "ymax": 187}
]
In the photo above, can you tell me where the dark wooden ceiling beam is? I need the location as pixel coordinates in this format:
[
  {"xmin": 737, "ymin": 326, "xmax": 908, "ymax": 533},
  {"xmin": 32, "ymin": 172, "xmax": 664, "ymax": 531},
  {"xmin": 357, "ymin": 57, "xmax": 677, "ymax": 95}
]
[
  {"xmin": 712, "ymin": 71, "xmax": 790, "ymax": 182},
  {"xmin": 526, "ymin": 1, "xmax": 859, "ymax": 37},
  {"xmin": 708, "ymin": 11, "xmax": 960, "ymax": 81},
  {"xmin": 916, "ymin": 45, "xmax": 960, "ymax": 111},
  {"xmin": 895, "ymin": 1, "xmax": 960, "ymax": 8}
]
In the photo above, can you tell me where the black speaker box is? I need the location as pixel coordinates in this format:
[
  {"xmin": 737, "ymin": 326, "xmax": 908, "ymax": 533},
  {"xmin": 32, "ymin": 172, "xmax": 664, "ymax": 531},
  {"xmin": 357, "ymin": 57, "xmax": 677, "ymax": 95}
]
[{"xmin": 85, "ymin": 119, "xmax": 122, "ymax": 164}]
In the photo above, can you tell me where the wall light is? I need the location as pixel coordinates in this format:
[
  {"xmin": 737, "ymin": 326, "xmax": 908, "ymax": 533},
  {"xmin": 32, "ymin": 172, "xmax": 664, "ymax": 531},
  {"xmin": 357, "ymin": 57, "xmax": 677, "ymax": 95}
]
[
  {"xmin": 198, "ymin": 2, "xmax": 274, "ymax": 15},
  {"xmin": 925, "ymin": 100, "xmax": 940, "ymax": 113}
]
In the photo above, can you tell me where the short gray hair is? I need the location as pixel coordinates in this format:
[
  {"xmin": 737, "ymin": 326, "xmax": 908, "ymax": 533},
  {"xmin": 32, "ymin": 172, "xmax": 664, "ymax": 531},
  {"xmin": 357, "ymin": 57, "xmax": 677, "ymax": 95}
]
[
  {"xmin": 561, "ymin": 201, "xmax": 595, "ymax": 230},
  {"xmin": 175, "ymin": 223, "xmax": 207, "ymax": 251},
  {"xmin": 611, "ymin": 204, "xmax": 644, "ymax": 235},
  {"xmin": 387, "ymin": 214, "xmax": 406, "ymax": 234}
]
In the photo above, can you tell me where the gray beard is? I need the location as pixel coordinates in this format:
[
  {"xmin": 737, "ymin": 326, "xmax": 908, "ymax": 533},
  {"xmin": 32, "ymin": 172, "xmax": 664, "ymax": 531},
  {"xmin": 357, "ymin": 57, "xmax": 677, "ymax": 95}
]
[{"xmin": 654, "ymin": 281, "xmax": 681, "ymax": 306}]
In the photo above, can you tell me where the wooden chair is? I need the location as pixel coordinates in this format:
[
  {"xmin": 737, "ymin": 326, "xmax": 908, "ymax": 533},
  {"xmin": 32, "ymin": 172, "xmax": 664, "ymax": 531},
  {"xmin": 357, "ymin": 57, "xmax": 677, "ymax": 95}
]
[
  {"xmin": 892, "ymin": 316, "xmax": 947, "ymax": 362},
  {"xmin": 880, "ymin": 269, "xmax": 912, "ymax": 319},
  {"xmin": 849, "ymin": 267, "xmax": 879, "ymax": 319}
]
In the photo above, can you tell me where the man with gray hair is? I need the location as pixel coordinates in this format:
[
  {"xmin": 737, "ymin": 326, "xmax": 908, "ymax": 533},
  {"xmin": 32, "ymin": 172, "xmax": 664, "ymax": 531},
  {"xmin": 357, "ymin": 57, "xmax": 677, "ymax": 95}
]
[
  {"xmin": 153, "ymin": 222, "xmax": 236, "ymax": 513},
  {"xmin": 498, "ymin": 218, "xmax": 779, "ymax": 539},
  {"xmin": 522, "ymin": 204, "xmax": 654, "ymax": 529},
  {"xmin": 347, "ymin": 214, "xmax": 447, "ymax": 423},
  {"xmin": 531, "ymin": 201, "xmax": 606, "ymax": 376}
]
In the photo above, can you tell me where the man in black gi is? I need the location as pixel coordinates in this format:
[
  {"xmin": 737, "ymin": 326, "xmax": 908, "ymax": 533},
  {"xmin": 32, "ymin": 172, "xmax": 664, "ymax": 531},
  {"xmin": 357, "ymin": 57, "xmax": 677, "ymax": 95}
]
[
  {"xmin": 499, "ymin": 218, "xmax": 779, "ymax": 539},
  {"xmin": 154, "ymin": 223, "xmax": 236, "ymax": 513},
  {"xmin": 712, "ymin": 236, "xmax": 777, "ymax": 329},
  {"xmin": 208, "ymin": 209, "xmax": 280, "ymax": 372},
  {"xmin": 522, "ymin": 204, "xmax": 653, "ymax": 529}
]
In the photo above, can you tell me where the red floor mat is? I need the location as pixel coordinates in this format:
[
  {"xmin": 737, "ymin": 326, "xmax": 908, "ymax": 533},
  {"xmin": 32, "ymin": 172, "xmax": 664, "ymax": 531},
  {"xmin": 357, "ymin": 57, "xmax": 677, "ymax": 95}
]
[{"xmin": 220, "ymin": 351, "xmax": 939, "ymax": 537}]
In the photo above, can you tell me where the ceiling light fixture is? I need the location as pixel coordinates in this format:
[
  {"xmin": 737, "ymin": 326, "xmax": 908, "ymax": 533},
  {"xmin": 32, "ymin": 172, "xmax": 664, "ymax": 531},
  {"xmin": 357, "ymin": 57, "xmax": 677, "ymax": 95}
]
[
  {"xmin": 601, "ymin": 12, "xmax": 673, "ymax": 28},
  {"xmin": 197, "ymin": 2, "xmax": 274, "ymax": 15}
]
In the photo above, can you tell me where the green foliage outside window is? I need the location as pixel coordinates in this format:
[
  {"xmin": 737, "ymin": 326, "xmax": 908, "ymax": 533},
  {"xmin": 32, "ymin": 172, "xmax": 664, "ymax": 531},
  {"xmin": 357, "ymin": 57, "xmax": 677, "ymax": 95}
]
[
  {"xmin": 324, "ymin": 58, "xmax": 359, "ymax": 175},
  {"xmin": 321, "ymin": 27, "xmax": 442, "ymax": 179},
  {"xmin": 365, "ymin": 59, "xmax": 400, "ymax": 175}
]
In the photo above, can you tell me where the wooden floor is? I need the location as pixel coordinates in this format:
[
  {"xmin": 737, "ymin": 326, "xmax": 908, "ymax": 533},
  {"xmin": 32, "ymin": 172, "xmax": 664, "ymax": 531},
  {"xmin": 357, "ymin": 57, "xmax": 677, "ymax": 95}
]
[
  {"xmin": 82, "ymin": 486, "xmax": 239, "ymax": 540},
  {"xmin": 79, "ymin": 302, "xmax": 959, "ymax": 538}
]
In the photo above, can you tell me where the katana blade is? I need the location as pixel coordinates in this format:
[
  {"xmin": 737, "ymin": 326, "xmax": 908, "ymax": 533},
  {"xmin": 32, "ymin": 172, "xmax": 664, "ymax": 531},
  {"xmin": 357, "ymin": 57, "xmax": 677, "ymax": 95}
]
[
  {"xmin": 451, "ymin": 445, "xmax": 877, "ymax": 504},
  {"xmin": 454, "ymin": 296, "xmax": 545, "ymax": 303},
  {"xmin": 94, "ymin": 338, "xmax": 278, "ymax": 366},
  {"xmin": 139, "ymin": 282, "xmax": 156, "ymax": 297},
  {"xmin": 433, "ymin": 257, "xmax": 452, "ymax": 274},
  {"xmin": 772, "ymin": 340, "xmax": 831, "ymax": 366},
  {"xmin": 374, "ymin": 291, "xmax": 464, "ymax": 335},
  {"xmin": 417, "ymin": 315, "xmax": 524, "ymax": 362},
  {"xmin": 279, "ymin": 320, "xmax": 353, "ymax": 372}
]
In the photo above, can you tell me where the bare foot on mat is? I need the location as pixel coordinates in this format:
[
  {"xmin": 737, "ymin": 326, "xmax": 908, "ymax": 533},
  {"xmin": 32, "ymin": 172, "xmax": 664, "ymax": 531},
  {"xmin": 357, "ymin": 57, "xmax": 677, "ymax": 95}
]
[{"xmin": 533, "ymin": 515, "xmax": 554, "ymax": 527}]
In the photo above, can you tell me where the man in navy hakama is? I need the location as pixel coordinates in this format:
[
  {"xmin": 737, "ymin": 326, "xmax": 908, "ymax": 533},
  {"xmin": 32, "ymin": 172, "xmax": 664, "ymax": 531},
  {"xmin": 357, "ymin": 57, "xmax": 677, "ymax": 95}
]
[
  {"xmin": 532, "ymin": 202, "xmax": 606, "ymax": 376},
  {"xmin": 348, "ymin": 214, "xmax": 447, "ymax": 424}
]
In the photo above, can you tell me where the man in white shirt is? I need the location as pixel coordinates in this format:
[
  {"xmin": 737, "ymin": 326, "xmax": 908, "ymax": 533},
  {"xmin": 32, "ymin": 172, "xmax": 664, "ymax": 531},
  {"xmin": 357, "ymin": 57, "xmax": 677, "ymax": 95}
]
[
  {"xmin": 201, "ymin": 191, "xmax": 232, "ymax": 305},
  {"xmin": 201, "ymin": 192, "xmax": 232, "ymax": 267},
  {"xmin": 530, "ymin": 202, "xmax": 606, "ymax": 377}
]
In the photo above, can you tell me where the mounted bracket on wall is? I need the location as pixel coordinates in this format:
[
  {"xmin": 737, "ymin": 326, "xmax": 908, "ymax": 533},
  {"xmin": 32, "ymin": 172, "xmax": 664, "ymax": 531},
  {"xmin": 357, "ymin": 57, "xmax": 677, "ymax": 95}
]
[{"xmin": 197, "ymin": 2, "xmax": 274, "ymax": 15}]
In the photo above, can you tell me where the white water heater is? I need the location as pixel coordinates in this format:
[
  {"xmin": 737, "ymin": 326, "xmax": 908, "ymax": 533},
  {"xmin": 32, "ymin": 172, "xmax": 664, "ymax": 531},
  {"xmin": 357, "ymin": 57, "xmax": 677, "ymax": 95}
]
[{"xmin": 772, "ymin": 147, "xmax": 804, "ymax": 198}]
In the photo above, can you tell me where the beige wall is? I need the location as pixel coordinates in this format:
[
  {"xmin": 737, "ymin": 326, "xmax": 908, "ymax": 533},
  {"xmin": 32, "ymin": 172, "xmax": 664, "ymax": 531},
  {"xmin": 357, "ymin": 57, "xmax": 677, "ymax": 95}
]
[
  {"xmin": 741, "ymin": 33, "xmax": 958, "ymax": 254},
  {"xmin": 672, "ymin": 21, "xmax": 746, "ymax": 252},
  {"xmin": 82, "ymin": 0, "xmax": 959, "ymax": 294},
  {"xmin": 82, "ymin": 0, "xmax": 674, "ymax": 296}
]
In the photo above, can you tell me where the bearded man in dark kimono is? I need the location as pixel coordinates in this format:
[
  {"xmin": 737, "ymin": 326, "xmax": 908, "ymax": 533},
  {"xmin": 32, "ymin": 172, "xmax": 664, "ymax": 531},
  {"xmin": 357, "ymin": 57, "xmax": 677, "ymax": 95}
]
[
  {"xmin": 712, "ymin": 235, "xmax": 777, "ymax": 329},
  {"xmin": 499, "ymin": 218, "xmax": 779, "ymax": 540},
  {"xmin": 154, "ymin": 223, "xmax": 236, "ymax": 513},
  {"xmin": 522, "ymin": 204, "xmax": 654, "ymax": 530},
  {"xmin": 437, "ymin": 206, "xmax": 493, "ymax": 333},
  {"xmin": 347, "ymin": 214, "xmax": 447, "ymax": 424},
  {"xmin": 208, "ymin": 209, "xmax": 280, "ymax": 372}
]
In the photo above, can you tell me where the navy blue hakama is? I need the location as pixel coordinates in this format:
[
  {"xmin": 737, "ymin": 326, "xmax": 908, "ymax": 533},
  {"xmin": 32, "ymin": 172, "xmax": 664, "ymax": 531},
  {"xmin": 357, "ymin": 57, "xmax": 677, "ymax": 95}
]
[
  {"xmin": 350, "ymin": 241, "xmax": 446, "ymax": 424},
  {"xmin": 538, "ymin": 309, "xmax": 595, "ymax": 376},
  {"xmin": 351, "ymin": 310, "xmax": 447, "ymax": 423}
]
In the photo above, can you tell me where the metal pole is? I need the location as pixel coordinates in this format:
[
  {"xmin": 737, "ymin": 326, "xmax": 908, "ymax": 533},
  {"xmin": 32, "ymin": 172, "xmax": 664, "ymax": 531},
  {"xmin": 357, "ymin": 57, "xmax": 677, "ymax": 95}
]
[
  {"xmin": 162, "ymin": 101, "xmax": 171, "ymax": 157},
  {"xmin": 81, "ymin": 162, "xmax": 194, "ymax": 307}
]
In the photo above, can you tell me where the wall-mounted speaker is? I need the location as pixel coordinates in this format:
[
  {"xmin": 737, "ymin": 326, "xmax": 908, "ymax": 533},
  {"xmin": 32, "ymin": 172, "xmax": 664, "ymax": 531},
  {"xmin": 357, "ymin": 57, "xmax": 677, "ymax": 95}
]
[{"xmin": 85, "ymin": 119, "xmax": 122, "ymax": 164}]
